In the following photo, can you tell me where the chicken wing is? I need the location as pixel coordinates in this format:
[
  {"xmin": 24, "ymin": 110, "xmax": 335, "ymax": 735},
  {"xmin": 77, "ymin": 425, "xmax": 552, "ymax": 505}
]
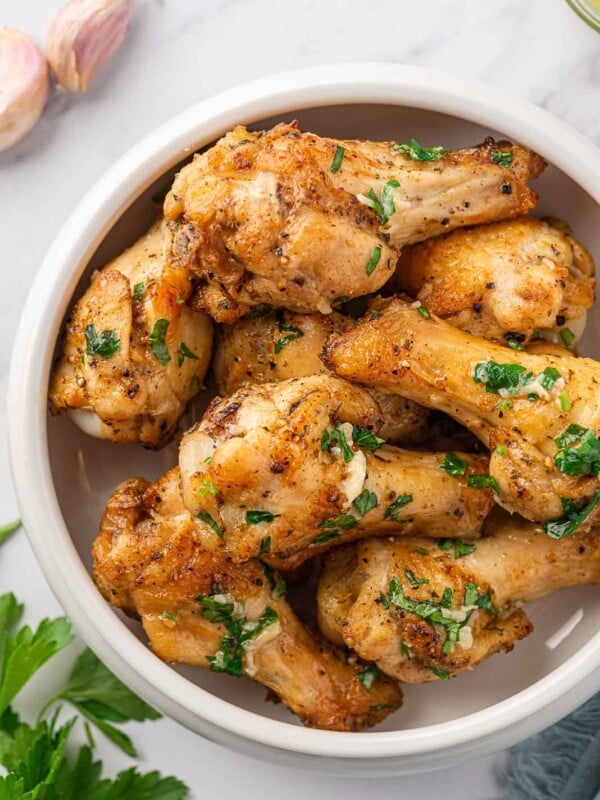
[
  {"xmin": 178, "ymin": 376, "xmax": 493, "ymax": 570},
  {"xmin": 49, "ymin": 221, "xmax": 213, "ymax": 447},
  {"xmin": 389, "ymin": 217, "xmax": 595, "ymax": 346},
  {"xmin": 318, "ymin": 512, "xmax": 600, "ymax": 683},
  {"xmin": 213, "ymin": 308, "xmax": 478, "ymax": 448},
  {"xmin": 164, "ymin": 123, "xmax": 545, "ymax": 322},
  {"xmin": 93, "ymin": 469, "xmax": 402, "ymax": 730},
  {"xmin": 324, "ymin": 298, "xmax": 600, "ymax": 525}
]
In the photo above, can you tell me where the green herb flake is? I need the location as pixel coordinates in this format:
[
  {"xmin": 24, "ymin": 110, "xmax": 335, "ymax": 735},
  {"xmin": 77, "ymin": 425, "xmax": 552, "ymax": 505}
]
[
  {"xmin": 384, "ymin": 493, "xmax": 413, "ymax": 521},
  {"xmin": 132, "ymin": 282, "xmax": 144, "ymax": 301},
  {"xmin": 393, "ymin": 139, "xmax": 445, "ymax": 161},
  {"xmin": 415, "ymin": 546, "xmax": 429, "ymax": 555},
  {"xmin": 197, "ymin": 510, "xmax": 224, "ymax": 539},
  {"xmin": 149, "ymin": 319, "xmax": 171, "ymax": 365},
  {"xmin": 381, "ymin": 178, "xmax": 400, "ymax": 219},
  {"xmin": 274, "ymin": 314, "xmax": 304, "ymax": 354},
  {"xmin": 352, "ymin": 425, "xmax": 385, "ymax": 451},
  {"xmin": 431, "ymin": 666, "xmax": 451, "ymax": 680},
  {"xmin": 354, "ymin": 489, "xmax": 378, "ymax": 517},
  {"xmin": 440, "ymin": 453, "xmax": 468, "ymax": 477},
  {"xmin": 259, "ymin": 536, "xmax": 271, "ymax": 555},
  {"xmin": 417, "ymin": 305, "xmax": 431, "ymax": 319},
  {"xmin": 330, "ymin": 144, "xmax": 345, "ymax": 173},
  {"xmin": 467, "ymin": 474, "xmax": 500, "ymax": 493},
  {"xmin": 366, "ymin": 245, "xmax": 382, "ymax": 276},
  {"xmin": 472, "ymin": 361, "xmax": 532, "ymax": 395},
  {"xmin": 0, "ymin": 519, "xmax": 21, "ymax": 545},
  {"xmin": 321, "ymin": 424, "xmax": 355, "ymax": 463},
  {"xmin": 543, "ymin": 492, "xmax": 600, "ymax": 539},
  {"xmin": 319, "ymin": 514, "xmax": 358, "ymax": 531},
  {"xmin": 540, "ymin": 366, "xmax": 562, "ymax": 392},
  {"xmin": 162, "ymin": 611, "xmax": 178, "ymax": 622},
  {"xmin": 198, "ymin": 476, "xmax": 218, "ymax": 497},
  {"xmin": 84, "ymin": 325, "xmax": 120, "ymax": 360},
  {"xmin": 560, "ymin": 328, "xmax": 576, "ymax": 348},
  {"xmin": 205, "ymin": 605, "xmax": 279, "ymax": 678},
  {"xmin": 310, "ymin": 530, "xmax": 342, "ymax": 547},
  {"xmin": 507, "ymin": 337, "xmax": 524, "ymax": 350},
  {"xmin": 436, "ymin": 538, "xmax": 476, "ymax": 558},
  {"xmin": 554, "ymin": 424, "xmax": 600, "ymax": 477},
  {"xmin": 463, "ymin": 582, "xmax": 479, "ymax": 607},
  {"xmin": 177, "ymin": 341, "xmax": 199, "ymax": 368},
  {"xmin": 559, "ymin": 391, "xmax": 571, "ymax": 412},
  {"xmin": 356, "ymin": 664, "xmax": 380, "ymax": 692},
  {"xmin": 404, "ymin": 568, "xmax": 429, "ymax": 587},
  {"xmin": 491, "ymin": 150, "xmax": 514, "ymax": 167},
  {"xmin": 378, "ymin": 591, "xmax": 391, "ymax": 610},
  {"xmin": 496, "ymin": 445, "xmax": 508, "ymax": 456},
  {"xmin": 246, "ymin": 510, "xmax": 278, "ymax": 525}
]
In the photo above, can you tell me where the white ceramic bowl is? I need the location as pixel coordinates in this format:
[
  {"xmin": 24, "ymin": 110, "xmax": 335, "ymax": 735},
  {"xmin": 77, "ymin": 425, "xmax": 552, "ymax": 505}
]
[{"xmin": 8, "ymin": 63, "xmax": 600, "ymax": 775}]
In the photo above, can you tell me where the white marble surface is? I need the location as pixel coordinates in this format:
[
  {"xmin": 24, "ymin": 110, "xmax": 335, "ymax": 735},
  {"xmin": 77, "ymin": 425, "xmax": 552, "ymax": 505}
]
[{"xmin": 1, "ymin": 0, "xmax": 599, "ymax": 796}]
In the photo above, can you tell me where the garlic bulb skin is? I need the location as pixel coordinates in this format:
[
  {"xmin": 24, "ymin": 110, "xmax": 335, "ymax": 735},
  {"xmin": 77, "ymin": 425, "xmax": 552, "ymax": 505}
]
[
  {"xmin": 0, "ymin": 28, "xmax": 49, "ymax": 152},
  {"xmin": 47, "ymin": 0, "xmax": 135, "ymax": 92}
]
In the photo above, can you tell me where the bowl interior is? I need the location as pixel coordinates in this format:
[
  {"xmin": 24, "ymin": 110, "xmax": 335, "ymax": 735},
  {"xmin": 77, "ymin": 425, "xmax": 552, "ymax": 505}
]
[{"xmin": 48, "ymin": 102, "xmax": 600, "ymax": 732}]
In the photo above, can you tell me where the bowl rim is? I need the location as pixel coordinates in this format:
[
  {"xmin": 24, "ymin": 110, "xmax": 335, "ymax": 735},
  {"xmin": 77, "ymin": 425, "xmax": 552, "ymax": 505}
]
[{"xmin": 8, "ymin": 61, "xmax": 600, "ymax": 766}]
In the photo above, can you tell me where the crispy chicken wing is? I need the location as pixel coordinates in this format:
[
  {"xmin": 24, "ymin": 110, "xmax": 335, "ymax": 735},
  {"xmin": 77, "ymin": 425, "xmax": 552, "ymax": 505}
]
[
  {"xmin": 164, "ymin": 123, "xmax": 545, "ymax": 322},
  {"xmin": 93, "ymin": 469, "xmax": 402, "ymax": 730},
  {"xmin": 324, "ymin": 298, "xmax": 600, "ymax": 524},
  {"xmin": 213, "ymin": 308, "xmax": 477, "ymax": 448},
  {"xmin": 49, "ymin": 221, "xmax": 213, "ymax": 447},
  {"xmin": 178, "ymin": 376, "xmax": 493, "ymax": 570},
  {"xmin": 318, "ymin": 512, "xmax": 600, "ymax": 683},
  {"xmin": 390, "ymin": 217, "xmax": 595, "ymax": 346}
]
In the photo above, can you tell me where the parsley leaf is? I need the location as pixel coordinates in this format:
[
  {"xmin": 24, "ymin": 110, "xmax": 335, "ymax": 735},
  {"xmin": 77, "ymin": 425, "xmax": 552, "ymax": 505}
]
[
  {"xmin": 560, "ymin": 328, "xmax": 576, "ymax": 348},
  {"xmin": 149, "ymin": 319, "xmax": 171, "ymax": 365},
  {"xmin": 440, "ymin": 453, "xmax": 467, "ymax": 477},
  {"xmin": 366, "ymin": 245, "xmax": 382, "ymax": 276},
  {"xmin": 177, "ymin": 342, "xmax": 199, "ymax": 368},
  {"xmin": 246, "ymin": 510, "xmax": 278, "ymax": 525},
  {"xmin": 430, "ymin": 666, "xmax": 450, "ymax": 680},
  {"xmin": 85, "ymin": 326, "xmax": 120, "ymax": 360},
  {"xmin": 544, "ymin": 491, "xmax": 600, "ymax": 540},
  {"xmin": 319, "ymin": 514, "xmax": 358, "ymax": 531},
  {"xmin": 353, "ymin": 489, "xmax": 378, "ymax": 517},
  {"xmin": 330, "ymin": 144, "xmax": 345, "ymax": 173},
  {"xmin": 467, "ymin": 474, "xmax": 500, "ymax": 492},
  {"xmin": 351, "ymin": 425, "xmax": 385, "ymax": 451},
  {"xmin": 383, "ymin": 494, "xmax": 413, "ymax": 521},
  {"xmin": 132, "ymin": 282, "xmax": 144, "ymax": 302},
  {"xmin": 310, "ymin": 530, "xmax": 341, "ymax": 547},
  {"xmin": 554, "ymin": 425, "xmax": 600, "ymax": 477},
  {"xmin": 491, "ymin": 150, "xmax": 513, "ymax": 167},
  {"xmin": 393, "ymin": 139, "xmax": 444, "ymax": 161},
  {"xmin": 404, "ymin": 569, "xmax": 429, "ymax": 587},
  {"xmin": 436, "ymin": 539, "xmax": 476, "ymax": 558},
  {"xmin": 356, "ymin": 664, "xmax": 380, "ymax": 692},
  {"xmin": 472, "ymin": 361, "xmax": 532, "ymax": 395},
  {"xmin": 196, "ymin": 510, "xmax": 223, "ymax": 539},
  {"xmin": 321, "ymin": 424, "xmax": 355, "ymax": 463},
  {"xmin": 274, "ymin": 313, "xmax": 304, "ymax": 354}
]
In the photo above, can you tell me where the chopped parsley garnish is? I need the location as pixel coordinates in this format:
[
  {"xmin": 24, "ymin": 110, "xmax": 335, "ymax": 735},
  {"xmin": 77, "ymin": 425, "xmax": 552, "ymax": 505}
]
[
  {"xmin": 356, "ymin": 664, "xmax": 381, "ymax": 691},
  {"xmin": 197, "ymin": 595, "xmax": 278, "ymax": 677},
  {"xmin": 149, "ymin": 318, "xmax": 171, "ymax": 365},
  {"xmin": 132, "ymin": 281, "xmax": 144, "ymax": 301},
  {"xmin": 540, "ymin": 366, "xmax": 562, "ymax": 391},
  {"xmin": 84, "ymin": 325, "xmax": 120, "ymax": 360},
  {"xmin": 259, "ymin": 536, "xmax": 271, "ymax": 555},
  {"xmin": 440, "ymin": 453, "xmax": 468, "ymax": 477},
  {"xmin": 246, "ymin": 510, "xmax": 278, "ymax": 525},
  {"xmin": 463, "ymin": 583, "xmax": 479, "ymax": 606},
  {"xmin": 310, "ymin": 530, "xmax": 342, "ymax": 547},
  {"xmin": 162, "ymin": 610, "xmax": 179, "ymax": 622},
  {"xmin": 436, "ymin": 539, "xmax": 476, "ymax": 558},
  {"xmin": 559, "ymin": 391, "xmax": 571, "ymax": 412},
  {"xmin": 361, "ymin": 179, "xmax": 400, "ymax": 224},
  {"xmin": 384, "ymin": 494, "xmax": 413, "ymax": 521},
  {"xmin": 274, "ymin": 314, "xmax": 304, "ymax": 354},
  {"xmin": 467, "ymin": 474, "xmax": 500, "ymax": 492},
  {"xmin": 491, "ymin": 149, "xmax": 513, "ymax": 167},
  {"xmin": 264, "ymin": 564, "xmax": 286, "ymax": 597},
  {"xmin": 393, "ymin": 139, "xmax": 445, "ymax": 161},
  {"xmin": 554, "ymin": 424, "xmax": 600, "ymax": 477},
  {"xmin": 319, "ymin": 514, "xmax": 358, "ymax": 531},
  {"xmin": 197, "ymin": 510, "xmax": 223, "ymax": 538},
  {"xmin": 544, "ymin": 492, "xmax": 600, "ymax": 539},
  {"xmin": 507, "ymin": 337, "xmax": 524, "ymax": 350},
  {"xmin": 472, "ymin": 361, "xmax": 532, "ymax": 395},
  {"xmin": 378, "ymin": 591, "xmax": 390, "ymax": 610},
  {"xmin": 560, "ymin": 328, "xmax": 576, "ymax": 348},
  {"xmin": 496, "ymin": 445, "xmax": 507, "ymax": 456},
  {"xmin": 177, "ymin": 341, "xmax": 199, "ymax": 367},
  {"xmin": 321, "ymin": 424, "xmax": 355, "ymax": 462},
  {"xmin": 247, "ymin": 305, "xmax": 272, "ymax": 318},
  {"xmin": 330, "ymin": 144, "xmax": 345, "ymax": 173},
  {"xmin": 353, "ymin": 489, "xmax": 378, "ymax": 517},
  {"xmin": 366, "ymin": 245, "xmax": 382, "ymax": 276},
  {"xmin": 417, "ymin": 305, "xmax": 431, "ymax": 319},
  {"xmin": 415, "ymin": 546, "xmax": 429, "ymax": 555},
  {"xmin": 431, "ymin": 666, "xmax": 451, "ymax": 680},
  {"xmin": 198, "ymin": 476, "xmax": 218, "ymax": 496},
  {"xmin": 440, "ymin": 587, "xmax": 453, "ymax": 608},
  {"xmin": 352, "ymin": 425, "xmax": 385, "ymax": 451},
  {"xmin": 404, "ymin": 568, "xmax": 429, "ymax": 587}
]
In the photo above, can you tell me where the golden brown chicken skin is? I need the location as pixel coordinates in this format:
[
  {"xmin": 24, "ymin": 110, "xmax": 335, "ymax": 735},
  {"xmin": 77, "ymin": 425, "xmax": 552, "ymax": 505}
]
[
  {"xmin": 324, "ymin": 298, "xmax": 600, "ymax": 525},
  {"xmin": 49, "ymin": 221, "xmax": 213, "ymax": 447},
  {"xmin": 318, "ymin": 512, "xmax": 600, "ymax": 683},
  {"xmin": 213, "ymin": 308, "xmax": 476, "ymax": 448},
  {"xmin": 93, "ymin": 469, "xmax": 402, "ymax": 731},
  {"xmin": 389, "ymin": 217, "xmax": 595, "ymax": 346},
  {"xmin": 178, "ymin": 376, "xmax": 493, "ymax": 570},
  {"xmin": 164, "ymin": 123, "xmax": 545, "ymax": 322}
]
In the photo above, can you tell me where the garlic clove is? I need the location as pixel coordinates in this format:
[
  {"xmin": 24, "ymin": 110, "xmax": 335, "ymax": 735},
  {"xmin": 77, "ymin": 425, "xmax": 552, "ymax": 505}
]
[
  {"xmin": 47, "ymin": 0, "xmax": 136, "ymax": 93},
  {"xmin": 0, "ymin": 28, "xmax": 49, "ymax": 152}
]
